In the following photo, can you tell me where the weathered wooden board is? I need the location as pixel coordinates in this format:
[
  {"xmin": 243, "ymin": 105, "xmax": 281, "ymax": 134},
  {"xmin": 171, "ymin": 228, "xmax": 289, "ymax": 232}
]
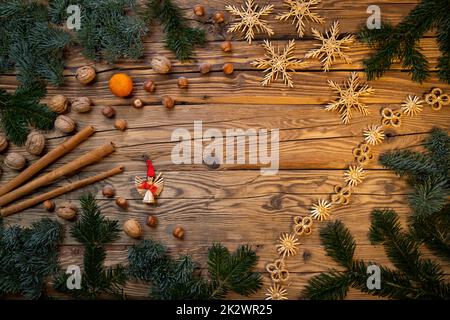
[{"xmin": 1, "ymin": 0, "xmax": 449, "ymax": 300}]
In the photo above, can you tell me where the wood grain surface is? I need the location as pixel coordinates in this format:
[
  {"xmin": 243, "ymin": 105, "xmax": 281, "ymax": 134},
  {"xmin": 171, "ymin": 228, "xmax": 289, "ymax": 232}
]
[{"xmin": 1, "ymin": 0, "xmax": 449, "ymax": 300}]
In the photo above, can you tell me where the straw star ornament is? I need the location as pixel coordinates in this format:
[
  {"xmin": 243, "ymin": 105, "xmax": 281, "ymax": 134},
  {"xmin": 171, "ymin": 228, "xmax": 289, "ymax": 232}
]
[
  {"xmin": 276, "ymin": 0, "xmax": 324, "ymax": 37},
  {"xmin": 326, "ymin": 72, "xmax": 374, "ymax": 124},
  {"xmin": 305, "ymin": 21, "xmax": 355, "ymax": 71},
  {"xmin": 226, "ymin": 0, "xmax": 274, "ymax": 44},
  {"xmin": 252, "ymin": 40, "xmax": 308, "ymax": 87}
]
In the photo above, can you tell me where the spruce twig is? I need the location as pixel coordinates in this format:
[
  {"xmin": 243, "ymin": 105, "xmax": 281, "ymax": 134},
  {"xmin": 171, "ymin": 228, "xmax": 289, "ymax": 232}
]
[
  {"xmin": 0, "ymin": 218, "xmax": 64, "ymax": 299},
  {"xmin": 128, "ymin": 241, "xmax": 262, "ymax": 299},
  {"xmin": 0, "ymin": 86, "xmax": 56, "ymax": 145},
  {"xmin": 49, "ymin": 0, "xmax": 147, "ymax": 62},
  {"xmin": 146, "ymin": 0, "xmax": 206, "ymax": 61},
  {"xmin": 358, "ymin": 0, "xmax": 450, "ymax": 83},
  {"xmin": 54, "ymin": 193, "xmax": 127, "ymax": 299}
]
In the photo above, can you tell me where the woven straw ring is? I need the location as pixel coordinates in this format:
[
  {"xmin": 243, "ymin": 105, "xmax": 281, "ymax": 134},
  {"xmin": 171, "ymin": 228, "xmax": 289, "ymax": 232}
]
[
  {"xmin": 293, "ymin": 216, "xmax": 313, "ymax": 236},
  {"xmin": 381, "ymin": 107, "xmax": 402, "ymax": 127},
  {"xmin": 331, "ymin": 185, "xmax": 352, "ymax": 205},
  {"xmin": 352, "ymin": 143, "xmax": 373, "ymax": 166},
  {"xmin": 425, "ymin": 88, "xmax": 450, "ymax": 111},
  {"xmin": 266, "ymin": 259, "xmax": 290, "ymax": 283}
]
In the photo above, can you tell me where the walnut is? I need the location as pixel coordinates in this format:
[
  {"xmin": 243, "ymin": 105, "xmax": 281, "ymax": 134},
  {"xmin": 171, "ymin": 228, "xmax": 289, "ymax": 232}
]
[
  {"xmin": 75, "ymin": 66, "xmax": 96, "ymax": 84},
  {"xmin": 25, "ymin": 131, "xmax": 46, "ymax": 156},
  {"xmin": 123, "ymin": 219, "xmax": 143, "ymax": 239},
  {"xmin": 151, "ymin": 56, "xmax": 172, "ymax": 74},
  {"xmin": 4, "ymin": 152, "xmax": 26, "ymax": 171},
  {"xmin": 57, "ymin": 202, "xmax": 77, "ymax": 220},
  {"xmin": 71, "ymin": 97, "xmax": 92, "ymax": 113},
  {"xmin": 55, "ymin": 115, "xmax": 76, "ymax": 133},
  {"xmin": 48, "ymin": 95, "xmax": 69, "ymax": 114},
  {"xmin": 0, "ymin": 134, "xmax": 8, "ymax": 153}
]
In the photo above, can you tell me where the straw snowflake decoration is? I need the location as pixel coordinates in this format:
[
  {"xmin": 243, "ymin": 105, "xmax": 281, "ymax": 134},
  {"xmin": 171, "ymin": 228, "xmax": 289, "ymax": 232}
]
[
  {"xmin": 305, "ymin": 21, "xmax": 355, "ymax": 71},
  {"xmin": 344, "ymin": 165, "xmax": 365, "ymax": 187},
  {"xmin": 310, "ymin": 199, "xmax": 332, "ymax": 221},
  {"xmin": 326, "ymin": 72, "xmax": 374, "ymax": 124},
  {"xmin": 252, "ymin": 40, "xmax": 308, "ymax": 87},
  {"xmin": 265, "ymin": 284, "xmax": 288, "ymax": 300},
  {"xmin": 276, "ymin": 233, "xmax": 300, "ymax": 258},
  {"xmin": 276, "ymin": 0, "xmax": 324, "ymax": 37},
  {"xmin": 401, "ymin": 95, "xmax": 424, "ymax": 116},
  {"xmin": 363, "ymin": 124, "xmax": 385, "ymax": 145},
  {"xmin": 226, "ymin": 0, "xmax": 274, "ymax": 44}
]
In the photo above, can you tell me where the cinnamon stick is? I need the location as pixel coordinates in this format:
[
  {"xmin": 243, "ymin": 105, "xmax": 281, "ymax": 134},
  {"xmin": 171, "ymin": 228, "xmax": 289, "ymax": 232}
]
[
  {"xmin": 0, "ymin": 166, "xmax": 124, "ymax": 217},
  {"xmin": 0, "ymin": 142, "xmax": 115, "ymax": 207},
  {"xmin": 0, "ymin": 126, "xmax": 95, "ymax": 197}
]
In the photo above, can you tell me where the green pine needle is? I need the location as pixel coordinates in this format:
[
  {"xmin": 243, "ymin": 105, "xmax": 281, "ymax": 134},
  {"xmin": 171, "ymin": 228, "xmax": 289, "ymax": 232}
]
[
  {"xmin": 0, "ymin": 0, "xmax": 71, "ymax": 88},
  {"xmin": 303, "ymin": 271, "xmax": 351, "ymax": 300},
  {"xmin": 358, "ymin": 0, "xmax": 450, "ymax": 83},
  {"xmin": 128, "ymin": 241, "xmax": 261, "ymax": 299},
  {"xmin": 0, "ymin": 218, "xmax": 64, "ymax": 299},
  {"xmin": 55, "ymin": 193, "xmax": 126, "ymax": 299},
  {"xmin": 147, "ymin": 0, "xmax": 206, "ymax": 61},
  {"xmin": 49, "ymin": 0, "xmax": 147, "ymax": 62},
  {"xmin": 0, "ymin": 86, "xmax": 56, "ymax": 145},
  {"xmin": 320, "ymin": 221, "xmax": 355, "ymax": 269}
]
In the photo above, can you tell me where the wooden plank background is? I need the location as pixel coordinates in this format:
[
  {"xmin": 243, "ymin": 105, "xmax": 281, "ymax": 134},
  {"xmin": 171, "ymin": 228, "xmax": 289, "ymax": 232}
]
[{"xmin": 1, "ymin": 0, "xmax": 449, "ymax": 299}]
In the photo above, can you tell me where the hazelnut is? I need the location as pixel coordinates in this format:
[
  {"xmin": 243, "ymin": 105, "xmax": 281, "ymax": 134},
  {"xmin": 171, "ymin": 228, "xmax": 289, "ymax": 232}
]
[
  {"xmin": 146, "ymin": 215, "xmax": 158, "ymax": 227},
  {"xmin": 133, "ymin": 98, "xmax": 144, "ymax": 108},
  {"xmin": 193, "ymin": 5, "xmax": 205, "ymax": 16},
  {"xmin": 101, "ymin": 106, "xmax": 116, "ymax": 118},
  {"xmin": 114, "ymin": 119, "xmax": 127, "ymax": 131},
  {"xmin": 199, "ymin": 62, "xmax": 211, "ymax": 74},
  {"xmin": 223, "ymin": 63, "xmax": 234, "ymax": 75},
  {"xmin": 0, "ymin": 135, "xmax": 8, "ymax": 153},
  {"xmin": 178, "ymin": 77, "xmax": 189, "ymax": 89},
  {"xmin": 57, "ymin": 202, "xmax": 77, "ymax": 220},
  {"xmin": 162, "ymin": 96, "xmax": 175, "ymax": 109},
  {"xmin": 143, "ymin": 80, "xmax": 156, "ymax": 93},
  {"xmin": 220, "ymin": 41, "xmax": 232, "ymax": 53},
  {"xmin": 4, "ymin": 152, "xmax": 26, "ymax": 171},
  {"xmin": 55, "ymin": 115, "xmax": 76, "ymax": 133},
  {"xmin": 115, "ymin": 197, "xmax": 128, "ymax": 209},
  {"xmin": 214, "ymin": 11, "xmax": 225, "ymax": 23},
  {"xmin": 71, "ymin": 96, "xmax": 92, "ymax": 113},
  {"xmin": 48, "ymin": 95, "xmax": 68, "ymax": 114},
  {"xmin": 43, "ymin": 200, "xmax": 55, "ymax": 212},
  {"xmin": 75, "ymin": 66, "xmax": 96, "ymax": 84},
  {"xmin": 102, "ymin": 184, "xmax": 115, "ymax": 198},
  {"xmin": 172, "ymin": 226, "xmax": 185, "ymax": 239},
  {"xmin": 151, "ymin": 56, "xmax": 172, "ymax": 74},
  {"xmin": 25, "ymin": 131, "xmax": 46, "ymax": 156},
  {"xmin": 123, "ymin": 219, "xmax": 143, "ymax": 239}
]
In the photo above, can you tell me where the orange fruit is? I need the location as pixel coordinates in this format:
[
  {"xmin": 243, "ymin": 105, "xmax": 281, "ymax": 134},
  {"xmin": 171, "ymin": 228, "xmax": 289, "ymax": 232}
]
[{"xmin": 109, "ymin": 73, "xmax": 133, "ymax": 97}]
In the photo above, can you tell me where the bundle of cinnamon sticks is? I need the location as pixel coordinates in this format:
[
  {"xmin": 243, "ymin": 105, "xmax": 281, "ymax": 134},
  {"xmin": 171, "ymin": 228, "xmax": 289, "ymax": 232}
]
[{"xmin": 0, "ymin": 126, "xmax": 124, "ymax": 217}]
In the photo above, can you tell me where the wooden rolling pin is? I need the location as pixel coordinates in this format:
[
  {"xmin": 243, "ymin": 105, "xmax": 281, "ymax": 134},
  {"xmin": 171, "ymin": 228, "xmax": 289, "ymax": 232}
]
[
  {"xmin": 0, "ymin": 142, "xmax": 115, "ymax": 207},
  {"xmin": 0, "ymin": 166, "xmax": 125, "ymax": 217},
  {"xmin": 0, "ymin": 126, "xmax": 95, "ymax": 197}
]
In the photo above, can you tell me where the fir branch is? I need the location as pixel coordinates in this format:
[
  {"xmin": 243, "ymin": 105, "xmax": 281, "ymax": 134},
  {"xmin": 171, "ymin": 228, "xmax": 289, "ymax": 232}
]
[
  {"xmin": 0, "ymin": 218, "xmax": 64, "ymax": 299},
  {"xmin": 0, "ymin": 0, "xmax": 70, "ymax": 88},
  {"xmin": 146, "ymin": 0, "xmax": 206, "ymax": 61},
  {"xmin": 0, "ymin": 86, "xmax": 56, "ymax": 145},
  {"xmin": 49, "ymin": 0, "xmax": 147, "ymax": 62},
  {"xmin": 54, "ymin": 193, "xmax": 126, "ymax": 299},
  {"xmin": 128, "ymin": 241, "xmax": 262, "ymax": 299},
  {"xmin": 320, "ymin": 220, "xmax": 355, "ymax": 269},
  {"xmin": 358, "ymin": 0, "xmax": 450, "ymax": 83},
  {"xmin": 302, "ymin": 270, "xmax": 351, "ymax": 300}
]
